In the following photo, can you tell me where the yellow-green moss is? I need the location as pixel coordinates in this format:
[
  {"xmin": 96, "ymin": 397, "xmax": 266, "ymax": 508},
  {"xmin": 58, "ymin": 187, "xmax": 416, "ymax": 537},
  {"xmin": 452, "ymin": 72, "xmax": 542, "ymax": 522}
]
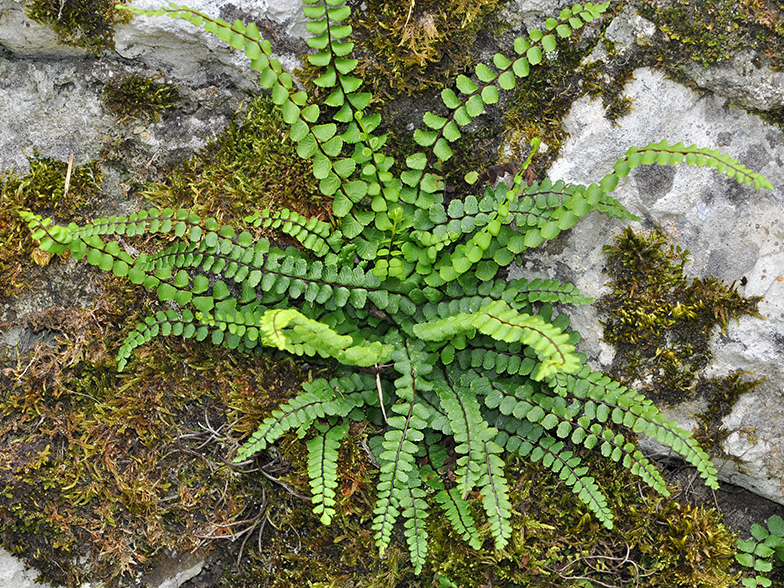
[
  {"xmin": 0, "ymin": 153, "xmax": 103, "ymax": 298},
  {"xmin": 598, "ymin": 226, "xmax": 764, "ymax": 450},
  {"xmin": 142, "ymin": 94, "xmax": 326, "ymax": 228},
  {"xmin": 0, "ymin": 291, "xmax": 306, "ymax": 585},
  {"xmin": 101, "ymin": 74, "xmax": 181, "ymax": 122},
  {"xmin": 638, "ymin": 0, "xmax": 784, "ymax": 70},
  {"xmin": 342, "ymin": 0, "xmax": 507, "ymax": 105},
  {"xmin": 218, "ymin": 449, "xmax": 739, "ymax": 588},
  {"xmin": 24, "ymin": 0, "xmax": 131, "ymax": 52}
]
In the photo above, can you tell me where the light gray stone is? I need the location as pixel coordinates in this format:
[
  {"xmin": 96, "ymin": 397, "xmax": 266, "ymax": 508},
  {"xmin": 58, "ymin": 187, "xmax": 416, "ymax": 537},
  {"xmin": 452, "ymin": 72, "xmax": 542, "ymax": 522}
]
[
  {"xmin": 0, "ymin": 0, "xmax": 89, "ymax": 57},
  {"xmin": 0, "ymin": 548, "xmax": 44, "ymax": 588},
  {"xmin": 681, "ymin": 50, "xmax": 784, "ymax": 112},
  {"xmin": 604, "ymin": 4, "xmax": 656, "ymax": 56},
  {"xmin": 0, "ymin": 56, "xmax": 245, "ymax": 175},
  {"xmin": 524, "ymin": 66, "xmax": 784, "ymax": 505},
  {"xmin": 113, "ymin": 0, "xmax": 307, "ymax": 87}
]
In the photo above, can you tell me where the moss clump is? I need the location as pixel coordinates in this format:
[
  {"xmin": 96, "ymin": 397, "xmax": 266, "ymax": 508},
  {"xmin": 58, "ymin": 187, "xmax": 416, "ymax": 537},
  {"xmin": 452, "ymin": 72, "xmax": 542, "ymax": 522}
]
[
  {"xmin": 0, "ymin": 153, "xmax": 103, "ymax": 298},
  {"xmin": 693, "ymin": 370, "xmax": 767, "ymax": 452},
  {"xmin": 24, "ymin": 0, "xmax": 131, "ymax": 52},
  {"xmin": 0, "ymin": 286, "xmax": 307, "ymax": 586},
  {"xmin": 142, "ymin": 94, "xmax": 326, "ymax": 228},
  {"xmin": 101, "ymin": 74, "xmax": 181, "ymax": 122},
  {"xmin": 218, "ymin": 448, "xmax": 739, "ymax": 588},
  {"xmin": 337, "ymin": 0, "xmax": 506, "ymax": 105},
  {"xmin": 598, "ymin": 226, "xmax": 764, "ymax": 446},
  {"xmin": 638, "ymin": 0, "xmax": 784, "ymax": 70}
]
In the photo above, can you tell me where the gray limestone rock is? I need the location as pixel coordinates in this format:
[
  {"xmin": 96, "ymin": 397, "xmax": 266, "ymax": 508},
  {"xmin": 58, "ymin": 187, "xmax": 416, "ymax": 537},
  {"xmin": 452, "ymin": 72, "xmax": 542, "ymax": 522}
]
[
  {"xmin": 0, "ymin": 0, "xmax": 89, "ymax": 57},
  {"xmin": 681, "ymin": 50, "xmax": 784, "ymax": 112},
  {"xmin": 523, "ymin": 66, "xmax": 784, "ymax": 506}
]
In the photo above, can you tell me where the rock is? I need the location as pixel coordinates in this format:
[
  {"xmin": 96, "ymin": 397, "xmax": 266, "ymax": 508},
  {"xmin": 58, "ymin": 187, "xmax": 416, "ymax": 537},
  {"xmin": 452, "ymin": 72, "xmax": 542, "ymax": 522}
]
[
  {"xmin": 599, "ymin": 3, "xmax": 655, "ymax": 59},
  {"xmin": 681, "ymin": 50, "xmax": 784, "ymax": 112},
  {"xmin": 0, "ymin": 0, "xmax": 89, "ymax": 57},
  {"xmin": 524, "ymin": 66, "xmax": 784, "ymax": 506},
  {"xmin": 0, "ymin": 549, "xmax": 46, "ymax": 588},
  {"xmin": 0, "ymin": 55, "xmax": 246, "ymax": 176},
  {"xmin": 0, "ymin": 547, "xmax": 207, "ymax": 588},
  {"xmin": 112, "ymin": 0, "xmax": 309, "ymax": 88}
]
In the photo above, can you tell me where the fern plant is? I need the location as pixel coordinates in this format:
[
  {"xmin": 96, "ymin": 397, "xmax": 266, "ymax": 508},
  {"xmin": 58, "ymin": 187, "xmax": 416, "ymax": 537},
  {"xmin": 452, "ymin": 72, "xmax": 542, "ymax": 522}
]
[
  {"xmin": 19, "ymin": 0, "xmax": 773, "ymax": 574},
  {"xmin": 736, "ymin": 515, "xmax": 784, "ymax": 587}
]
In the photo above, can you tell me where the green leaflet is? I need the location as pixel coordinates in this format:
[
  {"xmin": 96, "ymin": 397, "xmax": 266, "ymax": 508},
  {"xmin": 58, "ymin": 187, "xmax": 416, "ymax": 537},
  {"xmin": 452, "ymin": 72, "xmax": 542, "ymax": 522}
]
[
  {"xmin": 308, "ymin": 420, "xmax": 348, "ymax": 525},
  {"xmin": 413, "ymin": 300, "xmax": 581, "ymax": 380},
  {"xmin": 23, "ymin": 0, "xmax": 770, "ymax": 576}
]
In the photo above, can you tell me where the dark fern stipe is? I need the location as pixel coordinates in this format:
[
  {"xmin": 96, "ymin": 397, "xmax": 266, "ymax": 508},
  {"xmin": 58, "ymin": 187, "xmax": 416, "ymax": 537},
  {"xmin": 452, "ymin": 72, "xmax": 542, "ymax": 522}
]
[{"xmin": 20, "ymin": 0, "xmax": 772, "ymax": 574}]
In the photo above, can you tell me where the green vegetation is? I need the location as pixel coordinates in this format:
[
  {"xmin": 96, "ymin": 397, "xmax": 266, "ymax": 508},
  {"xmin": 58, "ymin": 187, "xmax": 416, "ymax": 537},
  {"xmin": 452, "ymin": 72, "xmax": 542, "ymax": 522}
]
[
  {"xmin": 736, "ymin": 514, "xmax": 784, "ymax": 587},
  {"xmin": 638, "ymin": 0, "xmax": 784, "ymax": 70},
  {"xmin": 344, "ymin": 0, "xmax": 506, "ymax": 104},
  {"xmin": 18, "ymin": 0, "xmax": 775, "ymax": 578},
  {"xmin": 0, "ymin": 153, "xmax": 103, "ymax": 298},
  {"xmin": 101, "ymin": 74, "xmax": 180, "ymax": 121},
  {"xmin": 142, "ymin": 94, "xmax": 325, "ymax": 223},
  {"xmin": 597, "ymin": 227, "xmax": 765, "ymax": 451},
  {"xmin": 3, "ymin": 0, "xmax": 778, "ymax": 586},
  {"xmin": 24, "ymin": 0, "xmax": 131, "ymax": 52}
]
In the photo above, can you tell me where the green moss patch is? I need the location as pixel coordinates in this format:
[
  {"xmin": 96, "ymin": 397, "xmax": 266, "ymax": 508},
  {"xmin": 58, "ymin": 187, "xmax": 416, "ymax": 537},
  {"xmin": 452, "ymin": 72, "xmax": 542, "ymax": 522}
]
[
  {"xmin": 344, "ymin": 0, "xmax": 507, "ymax": 105},
  {"xmin": 218, "ymin": 451, "xmax": 738, "ymax": 588},
  {"xmin": 638, "ymin": 0, "xmax": 784, "ymax": 70},
  {"xmin": 24, "ymin": 0, "xmax": 131, "ymax": 52},
  {"xmin": 142, "ymin": 94, "xmax": 326, "ymax": 227},
  {"xmin": 598, "ymin": 227, "xmax": 764, "ymax": 449},
  {"xmin": 0, "ymin": 153, "xmax": 103, "ymax": 299},
  {"xmin": 102, "ymin": 74, "xmax": 181, "ymax": 122}
]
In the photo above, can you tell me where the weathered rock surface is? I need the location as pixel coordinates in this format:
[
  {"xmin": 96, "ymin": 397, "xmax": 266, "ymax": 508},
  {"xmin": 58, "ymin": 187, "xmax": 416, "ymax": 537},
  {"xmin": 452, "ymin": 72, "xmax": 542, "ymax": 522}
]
[
  {"xmin": 0, "ymin": 0, "xmax": 89, "ymax": 57},
  {"xmin": 681, "ymin": 50, "xmax": 784, "ymax": 112},
  {"xmin": 112, "ymin": 0, "xmax": 308, "ymax": 88},
  {"xmin": 518, "ymin": 66, "xmax": 784, "ymax": 505}
]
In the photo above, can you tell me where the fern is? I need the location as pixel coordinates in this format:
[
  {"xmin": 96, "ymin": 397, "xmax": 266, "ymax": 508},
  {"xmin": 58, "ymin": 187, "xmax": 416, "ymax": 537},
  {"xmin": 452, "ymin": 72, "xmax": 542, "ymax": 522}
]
[
  {"xmin": 18, "ymin": 0, "xmax": 773, "ymax": 574},
  {"xmin": 307, "ymin": 419, "xmax": 348, "ymax": 525}
]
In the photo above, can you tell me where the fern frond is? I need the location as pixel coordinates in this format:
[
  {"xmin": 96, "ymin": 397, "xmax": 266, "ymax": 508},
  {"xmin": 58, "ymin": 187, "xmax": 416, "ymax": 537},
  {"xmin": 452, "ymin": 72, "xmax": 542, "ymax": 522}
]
[
  {"xmin": 245, "ymin": 208, "xmax": 341, "ymax": 256},
  {"xmin": 433, "ymin": 375, "xmax": 491, "ymax": 498},
  {"xmin": 479, "ymin": 439, "xmax": 512, "ymax": 549},
  {"xmin": 423, "ymin": 448, "xmax": 484, "ymax": 550},
  {"xmin": 496, "ymin": 417, "xmax": 614, "ymax": 528},
  {"xmin": 372, "ymin": 400, "xmax": 427, "ymax": 556},
  {"xmin": 610, "ymin": 141, "xmax": 774, "ymax": 190},
  {"xmin": 235, "ymin": 377, "xmax": 364, "ymax": 462},
  {"xmin": 401, "ymin": 478, "xmax": 429, "ymax": 574},
  {"xmin": 199, "ymin": 307, "xmax": 393, "ymax": 367},
  {"xmin": 117, "ymin": 308, "xmax": 201, "ymax": 371},
  {"xmin": 414, "ymin": 300, "xmax": 580, "ymax": 380},
  {"xmin": 307, "ymin": 419, "xmax": 348, "ymax": 525},
  {"xmin": 558, "ymin": 368, "xmax": 719, "ymax": 489}
]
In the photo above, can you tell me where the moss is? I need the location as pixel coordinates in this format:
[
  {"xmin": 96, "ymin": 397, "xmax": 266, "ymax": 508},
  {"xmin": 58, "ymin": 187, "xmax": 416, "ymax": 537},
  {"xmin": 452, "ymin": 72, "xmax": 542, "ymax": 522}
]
[
  {"xmin": 638, "ymin": 0, "xmax": 784, "ymax": 71},
  {"xmin": 338, "ymin": 0, "xmax": 507, "ymax": 105},
  {"xmin": 101, "ymin": 74, "xmax": 181, "ymax": 122},
  {"xmin": 24, "ymin": 0, "xmax": 131, "ymax": 52},
  {"xmin": 693, "ymin": 370, "xmax": 767, "ymax": 452},
  {"xmin": 142, "ymin": 94, "xmax": 326, "ymax": 228},
  {"xmin": 597, "ymin": 226, "xmax": 764, "ymax": 448},
  {"xmin": 0, "ymin": 152, "xmax": 103, "ymax": 299},
  {"xmin": 218, "ymin": 450, "xmax": 739, "ymax": 588},
  {"xmin": 0, "ymin": 288, "xmax": 306, "ymax": 586}
]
